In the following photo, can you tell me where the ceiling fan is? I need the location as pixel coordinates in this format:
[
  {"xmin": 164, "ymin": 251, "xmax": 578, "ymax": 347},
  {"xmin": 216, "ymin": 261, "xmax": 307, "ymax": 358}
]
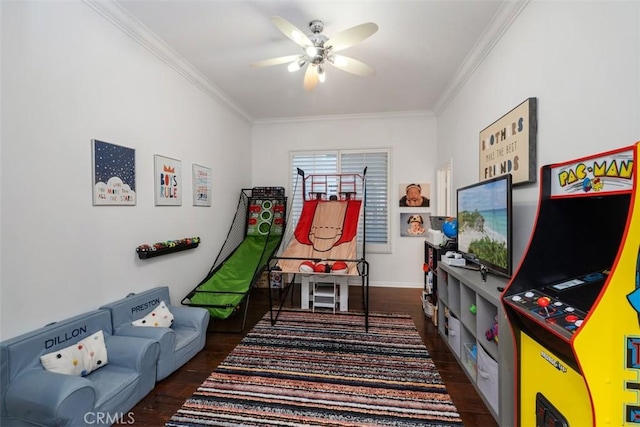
[{"xmin": 251, "ymin": 16, "xmax": 378, "ymax": 90}]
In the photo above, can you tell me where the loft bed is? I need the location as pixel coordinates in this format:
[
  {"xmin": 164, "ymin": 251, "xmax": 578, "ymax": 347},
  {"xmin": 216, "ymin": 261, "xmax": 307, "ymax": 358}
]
[
  {"xmin": 181, "ymin": 187, "xmax": 286, "ymax": 331},
  {"xmin": 268, "ymin": 168, "xmax": 370, "ymax": 330}
]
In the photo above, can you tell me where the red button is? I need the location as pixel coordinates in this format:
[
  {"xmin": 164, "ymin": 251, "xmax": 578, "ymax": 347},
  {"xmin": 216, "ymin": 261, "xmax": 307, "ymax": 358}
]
[{"xmin": 565, "ymin": 314, "xmax": 578, "ymax": 323}]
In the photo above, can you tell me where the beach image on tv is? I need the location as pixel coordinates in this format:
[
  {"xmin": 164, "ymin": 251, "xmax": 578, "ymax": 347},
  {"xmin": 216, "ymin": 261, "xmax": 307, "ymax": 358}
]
[{"xmin": 458, "ymin": 179, "xmax": 508, "ymax": 269}]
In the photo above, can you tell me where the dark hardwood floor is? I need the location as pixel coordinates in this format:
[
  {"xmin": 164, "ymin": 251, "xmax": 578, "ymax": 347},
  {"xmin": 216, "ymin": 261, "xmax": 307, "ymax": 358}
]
[{"xmin": 121, "ymin": 285, "xmax": 498, "ymax": 426}]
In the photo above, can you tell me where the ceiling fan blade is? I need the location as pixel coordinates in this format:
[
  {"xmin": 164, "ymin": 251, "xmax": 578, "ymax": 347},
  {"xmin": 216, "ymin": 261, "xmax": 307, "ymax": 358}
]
[
  {"xmin": 271, "ymin": 16, "xmax": 312, "ymax": 48},
  {"xmin": 325, "ymin": 22, "xmax": 378, "ymax": 52},
  {"xmin": 251, "ymin": 55, "xmax": 303, "ymax": 68},
  {"xmin": 303, "ymin": 65, "xmax": 319, "ymax": 90},
  {"xmin": 328, "ymin": 55, "xmax": 376, "ymax": 77}
]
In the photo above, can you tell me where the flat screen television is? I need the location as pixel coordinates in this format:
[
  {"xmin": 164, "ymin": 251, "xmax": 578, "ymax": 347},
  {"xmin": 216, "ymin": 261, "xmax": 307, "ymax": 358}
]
[{"xmin": 456, "ymin": 174, "xmax": 513, "ymax": 277}]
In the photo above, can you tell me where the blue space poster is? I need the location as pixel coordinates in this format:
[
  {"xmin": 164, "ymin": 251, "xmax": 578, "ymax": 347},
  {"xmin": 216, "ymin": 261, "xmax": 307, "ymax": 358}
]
[{"xmin": 92, "ymin": 139, "xmax": 136, "ymax": 205}]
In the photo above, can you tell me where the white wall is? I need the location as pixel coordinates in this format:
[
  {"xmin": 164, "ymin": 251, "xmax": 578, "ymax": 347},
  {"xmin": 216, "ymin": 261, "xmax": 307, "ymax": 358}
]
[
  {"xmin": 437, "ymin": 0, "xmax": 640, "ymax": 269},
  {"xmin": 252, "ymin": 113, "xmax": 438, "ymax": 287},
  {"xmin": 0, "ymin": 1, "xmax": 252, "ymax": 340},
  {"xmin": 2, "ymin": 0, "xmax": 638, "ymax": 341}
]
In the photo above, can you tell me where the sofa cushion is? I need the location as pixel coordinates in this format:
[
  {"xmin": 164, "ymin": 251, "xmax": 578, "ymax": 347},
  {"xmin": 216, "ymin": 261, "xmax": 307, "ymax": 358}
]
[
  {"xmin": 40, "ymin": 330, "xmax": 108, "ymax": 376},
  {"xmin": 88, "ymin": 364, "xmax": 140, "ymax": 410},
  {"xmin": 131, "ymin": 300, "xmax": 174, "ymax": 327}
]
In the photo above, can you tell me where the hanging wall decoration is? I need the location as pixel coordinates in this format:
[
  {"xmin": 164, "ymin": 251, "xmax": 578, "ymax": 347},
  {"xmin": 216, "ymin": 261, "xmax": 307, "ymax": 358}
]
[
  {"xmin": 400, "ymin": 212, "xmax": 430, "ymax": 237},
  {"xmin": 154, "ymin": 154, "xmax": 182, "ymax": 206},
  {"xmin": 92, "ymin": 139, "xmax": 136, "ymax": 206},
  {"xmin": 479, "ymin": 97, "xmax": 538, "ymax": 185},
  {"xmin": 192, "ymin": 164, "xmax": 212, "ymax": 207},
  {"xmin": 399, "ymin": 183, "xmax": 430, "ymax": 207}
]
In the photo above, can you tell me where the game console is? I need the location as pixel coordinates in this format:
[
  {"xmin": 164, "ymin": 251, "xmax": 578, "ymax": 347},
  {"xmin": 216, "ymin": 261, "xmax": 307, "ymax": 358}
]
[
  {"xmin": 441, "ymin": 252, "xmax": 465, "ymax": 266},
  {"xmin": 445, "ymin": 251, "xmax": 463, "ymax": 259}
]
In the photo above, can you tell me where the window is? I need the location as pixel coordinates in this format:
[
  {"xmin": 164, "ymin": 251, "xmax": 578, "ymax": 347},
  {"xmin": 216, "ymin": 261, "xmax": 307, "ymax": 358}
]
[{"xmin": 289, "ymin": 149, "xmax": 390, "ymax": 253}]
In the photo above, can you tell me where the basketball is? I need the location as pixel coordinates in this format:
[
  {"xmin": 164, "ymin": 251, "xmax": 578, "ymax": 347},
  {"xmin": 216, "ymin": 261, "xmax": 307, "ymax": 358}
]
[
  {"xmin": 314, "ymin": 261, "xmax": 329, "ymax": 273},
  {"xmin": 299, "ymin": 261, "xmax": 315, "ymax": 273},
  {"xmin": 331, "ymin": 261, "xmax": 348, "ymax": 274}
]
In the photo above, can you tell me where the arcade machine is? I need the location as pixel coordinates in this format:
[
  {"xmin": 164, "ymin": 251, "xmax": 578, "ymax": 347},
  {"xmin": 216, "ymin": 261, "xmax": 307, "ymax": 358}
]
[{"xmin": 503, "ymin": 141, "xmax": 639, "ymax": 426}]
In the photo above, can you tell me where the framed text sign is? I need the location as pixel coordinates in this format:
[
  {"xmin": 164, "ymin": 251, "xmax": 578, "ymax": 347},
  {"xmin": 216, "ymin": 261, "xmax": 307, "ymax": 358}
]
[
  {"xmin": 92, "ymin": 139, "xmax": 136, "ymax": 206},
  {"xmin": 192, "ymin": 164, "xmax": 212, "ymax": 207},
  {"xmin": 479, "ymin": 97, "xmax": 537, "ymax": 185},
  {"xmin": 154, "ymin": 154, "xmax": 182, "ymax": 206}
]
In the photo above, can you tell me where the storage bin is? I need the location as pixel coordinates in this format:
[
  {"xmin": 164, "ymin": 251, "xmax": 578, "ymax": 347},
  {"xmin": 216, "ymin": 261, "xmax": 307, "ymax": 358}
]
[
  {"xmin": 463, "ymin": 343, "xmax": 478, "ymax": 379},
  {"xmin": 447, "ymin": 316, "xmax": 461, "ymax": 357},
  {"xmin": 477, "ymin": 343, "xmax": 499, "ymax": 414},
  {"xmin": 422, "ymin": 291, "xmax": 435, "ymax": 318}
]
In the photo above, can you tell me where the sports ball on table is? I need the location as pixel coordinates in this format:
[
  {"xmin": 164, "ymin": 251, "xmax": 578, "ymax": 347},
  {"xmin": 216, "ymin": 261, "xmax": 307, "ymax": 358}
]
[
  {"xmin": 442, "ymin": 217, "xmax": 458, "ymax": 239},
  {"xmin": 314, "ymin": 261, "xmax": 330, "ymax": 273},
  {"xmin": 299, "ymin": 261, "xmax": 315, "ymax": 273},
  {"xmin": 331, "ymin": 261, "xmax": 348, "ymax": 274}
]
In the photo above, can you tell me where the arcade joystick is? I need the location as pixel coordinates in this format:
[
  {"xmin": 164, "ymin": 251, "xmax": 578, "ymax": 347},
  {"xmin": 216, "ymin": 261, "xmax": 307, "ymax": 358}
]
[{"xmin": 537, "ymin": 296, "xmax": 551, "ymax": 316}]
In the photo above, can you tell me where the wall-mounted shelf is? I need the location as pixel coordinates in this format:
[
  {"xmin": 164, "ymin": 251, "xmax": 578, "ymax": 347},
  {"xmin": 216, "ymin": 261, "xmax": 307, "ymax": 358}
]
[{"xmin": 136, "ymin": 237, "xmax": 200, "ymax": 259}]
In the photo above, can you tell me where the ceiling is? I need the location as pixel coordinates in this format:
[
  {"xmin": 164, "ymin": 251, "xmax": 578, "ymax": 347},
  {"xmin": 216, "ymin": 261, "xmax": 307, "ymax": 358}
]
[{"xmin": 114, "ymin": 0, "xmax": 514, "ymax": 122}]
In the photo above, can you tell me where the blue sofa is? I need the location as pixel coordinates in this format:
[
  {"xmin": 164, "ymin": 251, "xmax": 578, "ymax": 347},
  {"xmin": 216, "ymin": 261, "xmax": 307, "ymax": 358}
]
[
  {"xmin": 100, "ymin": 286, "xmax": 209, "ymax": 381},
  {"xmin": 0, "ymin": 310, "xmax": 159, "ymax": 426}
]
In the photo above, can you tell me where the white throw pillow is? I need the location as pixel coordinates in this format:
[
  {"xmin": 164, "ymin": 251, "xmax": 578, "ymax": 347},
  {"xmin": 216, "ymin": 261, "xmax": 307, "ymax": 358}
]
[
  {"xmin": 131, "ymin": 300, "xmax": 174, "ymax": 327},
  {"xmin": 40, "ymin": 330, "xmax": 108, "ymax": 376}
]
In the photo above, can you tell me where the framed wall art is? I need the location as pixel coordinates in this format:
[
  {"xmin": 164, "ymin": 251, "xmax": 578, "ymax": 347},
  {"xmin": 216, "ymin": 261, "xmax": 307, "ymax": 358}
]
[
  {"xmin": 154, "ymin": 154, "xmax": 182, "ymax": 206},
  {"xmin": 479, "ymin": 97, "xmax": 537, "ymax": 185},
  {"xmin": 400, "ymin": 212, "xmax": 430, "ymax": 237},
  {"xmin": 399, "ymin": 183, "xmax": 430, "ymax": 207},
  {"xmin": 92, "ymin": 139, "xmax": 136, "ymax": 206},
  {"xmin": 192, "ymin": 164, "xmax": 212, "ymax": 207}
]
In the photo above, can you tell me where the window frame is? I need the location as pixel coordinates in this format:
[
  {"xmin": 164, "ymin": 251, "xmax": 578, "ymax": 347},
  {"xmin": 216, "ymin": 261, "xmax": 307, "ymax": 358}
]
[{"xmin": 288, "ymin": 148, "xmax": 391, "ymax": 254}]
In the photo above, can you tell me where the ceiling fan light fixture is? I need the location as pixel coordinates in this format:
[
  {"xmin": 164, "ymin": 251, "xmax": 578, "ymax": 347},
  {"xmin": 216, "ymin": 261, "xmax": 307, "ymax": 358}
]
[
  {"xmin": 331, "ymin": 55, "xmax": 348, "ymax": 67},
  {"xmin": 287, "ymin": 58, "xmax": 306, "ymax": 72},
  {"xmin": 254, "ymin": 16, "xmax": 378, "ymax": 89},
  {"xmin": 318, "ymin": 65, "xmax": 326, "ymax": 83},
  {"xmin": 291, "ymin": 30, "xmax": 309, "ymax": 46}
]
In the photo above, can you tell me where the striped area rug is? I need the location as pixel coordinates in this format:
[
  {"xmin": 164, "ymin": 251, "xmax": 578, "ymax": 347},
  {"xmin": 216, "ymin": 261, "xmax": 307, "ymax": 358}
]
[{"xmin": 166, "ymin": 310, "xmax": 463, "ymax": 427}]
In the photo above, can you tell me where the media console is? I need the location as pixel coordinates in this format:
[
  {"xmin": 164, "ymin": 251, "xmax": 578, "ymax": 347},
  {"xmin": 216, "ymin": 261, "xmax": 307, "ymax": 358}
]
[{"xmin": 437, "ymin": 262, "xmax": 514, "ymax": 425}]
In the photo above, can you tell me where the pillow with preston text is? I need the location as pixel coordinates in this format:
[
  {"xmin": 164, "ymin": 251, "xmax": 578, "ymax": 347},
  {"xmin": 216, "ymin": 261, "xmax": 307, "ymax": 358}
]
[{"xmin": 131, "ymin": 300, "xmax": 174, "ymax": 327}]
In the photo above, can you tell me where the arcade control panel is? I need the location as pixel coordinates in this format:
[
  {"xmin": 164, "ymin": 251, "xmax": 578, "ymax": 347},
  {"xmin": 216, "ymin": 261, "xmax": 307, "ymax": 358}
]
[{"xmin": 504, "ymin": 270, "xmax": 609, "ymax": 339}]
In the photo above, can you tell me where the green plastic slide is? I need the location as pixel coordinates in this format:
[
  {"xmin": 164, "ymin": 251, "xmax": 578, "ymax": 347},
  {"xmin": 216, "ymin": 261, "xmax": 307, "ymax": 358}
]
[{"xmin": 189, "ymin": 233, "xmax": 281, "ymax": 319}]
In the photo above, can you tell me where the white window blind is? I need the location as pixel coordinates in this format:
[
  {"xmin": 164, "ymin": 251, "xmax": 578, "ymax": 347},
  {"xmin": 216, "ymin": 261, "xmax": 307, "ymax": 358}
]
[{"xmin": 289, "ymin": 149, "xmax": 390, "ymax": 253}]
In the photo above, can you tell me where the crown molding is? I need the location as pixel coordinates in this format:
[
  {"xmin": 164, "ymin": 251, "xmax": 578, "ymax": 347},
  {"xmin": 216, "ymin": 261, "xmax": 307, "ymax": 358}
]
[
  {"xmin": 253, "ymin": 110, "xmax": 434, "ymax": 126},
  {"xmin": 433, "ymin": 0, "xmax": 531, "ymax": 116},
  {"xmin": 83, "ymin": 0, "xmax": 529, "ymax": 125},
  {"xmin": 82, "ymin": 0, "xmax": 253, "ymax": 124}
]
